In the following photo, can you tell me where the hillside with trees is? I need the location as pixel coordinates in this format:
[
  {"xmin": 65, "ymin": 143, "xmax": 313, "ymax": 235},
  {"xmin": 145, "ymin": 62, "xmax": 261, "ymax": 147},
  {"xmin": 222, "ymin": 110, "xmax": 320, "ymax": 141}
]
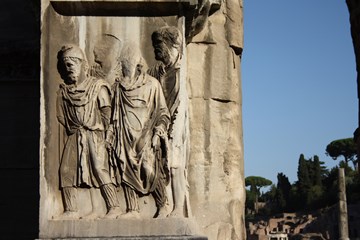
[{"xmin": 246, "ymin": 137, "xmax": 360, "ymax": 220}]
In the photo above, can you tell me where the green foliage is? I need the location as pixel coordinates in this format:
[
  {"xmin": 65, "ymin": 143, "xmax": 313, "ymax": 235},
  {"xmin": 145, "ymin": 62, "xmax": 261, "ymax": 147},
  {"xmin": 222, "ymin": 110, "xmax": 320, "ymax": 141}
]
[
  {"xmin": 265, "ymin": 184, "xmax": 277, "ymax": 200},
  {"xmin": 294, "ymin": 154, "xmax": 329, "ymax": 210},
  {"xmin": 326, "ymin": 138, "xmax": 357, "ymax": 168},
  {"xmin": 248, "ymin": 140, "xmax": 360, "ymax": 217},
  {"xmin": 276, "ymin": 172, "xmax": 291, "ymax": 211},
  {"xmin": 307, "ymin": 185, "xmax": 324, "ymax": 209},
  {"xmin": 287, "ymin": 185, "xmax": 300, "ymax": 212},
  {"xmin": 275, "ymin": 188, "xmax": 286, "ymax": 211},
  {"xmin": 296, "ymin": 154, "xmax": 311, "ymax": 209},
  {"xmin": 322, "ymin": 166, "xmax": 338, "ymax": 206},
  {"xmin": 245, "ymin": 189, "xmax": 256, "ymax": 210},
  {"xmin": 277, "ymin": 173, "xmax": 291, "ymax": 196},
  {"xmin": 260, "ymin": 173, "xmax": 293, "ymax": 214},
  {"xmin": 245, "ymin": 176, "xmax": 272, "ymax": 214},
  {"xmin": 312, "ymin": 155, "xmax": 323, "ymax": 186},
  {"xmin": 245, "ymin": 176, "xmax": 272, "ymax": 193},
  {"xmin": 297, "ymin": 154, "xmax": 311, "ymax": 200},
  {"xmin": 347, "ymin": 172, "xmax": 360, "ymax": 203}
]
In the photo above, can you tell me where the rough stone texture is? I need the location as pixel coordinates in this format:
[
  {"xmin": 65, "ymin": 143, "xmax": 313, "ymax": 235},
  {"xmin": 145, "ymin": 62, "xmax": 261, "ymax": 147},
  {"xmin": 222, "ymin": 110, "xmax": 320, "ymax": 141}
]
[
  {"xmin": 40, "ymin": 3, "xmax": 182, "ymax": 230},
  {"xmin": 40, "ymin": 0, "xmax": 245, "ymax": 239},
  {"xmin": 186, "ymin": 1, "xmax": 245, "ymax": 240},
  {"xmin": 40, "ymin": 218, "xmax": 201, "ymax": 238},
  {"xmin": 247, "ymin": 202, "xmax": 360, "ymax": 240},
  {"xmin": 338, "ymin": 168, "xmax": 349, "ymax": 240},
  {"xmin": 39, "ymin": 237, "xmax": 207, "ymax": 240}
]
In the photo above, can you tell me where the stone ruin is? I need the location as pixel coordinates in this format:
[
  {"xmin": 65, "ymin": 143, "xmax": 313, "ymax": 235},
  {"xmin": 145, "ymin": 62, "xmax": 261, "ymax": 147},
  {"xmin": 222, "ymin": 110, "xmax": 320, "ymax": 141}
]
[{"xmin": 39, "ymin": 0, "xmax": 245, "ymax": 239}]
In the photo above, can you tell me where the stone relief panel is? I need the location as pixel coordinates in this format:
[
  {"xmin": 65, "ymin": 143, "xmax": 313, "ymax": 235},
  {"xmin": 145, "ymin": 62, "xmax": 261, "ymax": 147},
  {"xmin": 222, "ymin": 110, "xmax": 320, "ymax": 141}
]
[
  {"xmin": 40, "ymin": 0, "xmax": 245, "ymax": 239},
  {"xmin": 56, "ymin": 44, "xmax": 121, "ymax": 220},
  {"xmin": 40, "ymin": 0, "xmax": 190, "ymax": 225},
  {"xmin": 91, "ymin": 34, "xmax": 122, "ymax": 85},
  {"xmin": 148, "ymin": 26, "xmax": 191, "ymax": 218},
  {"xmin": 106, "ymin": 42, "xmax": 171, "ymax": 219}
]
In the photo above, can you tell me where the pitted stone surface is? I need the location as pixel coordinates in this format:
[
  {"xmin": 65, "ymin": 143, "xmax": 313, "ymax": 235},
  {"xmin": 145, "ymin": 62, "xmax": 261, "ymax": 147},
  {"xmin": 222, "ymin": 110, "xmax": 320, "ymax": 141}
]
[{"xmin": 40, "ymin": 1, "xmax": 245, "ymax": 239}]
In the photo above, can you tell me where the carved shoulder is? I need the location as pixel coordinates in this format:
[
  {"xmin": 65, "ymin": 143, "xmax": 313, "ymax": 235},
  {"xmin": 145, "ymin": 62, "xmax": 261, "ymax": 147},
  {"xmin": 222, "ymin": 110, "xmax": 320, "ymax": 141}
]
[{"xmin": 97, "ymin": 85, "xmax": 111, "ymax": 108}]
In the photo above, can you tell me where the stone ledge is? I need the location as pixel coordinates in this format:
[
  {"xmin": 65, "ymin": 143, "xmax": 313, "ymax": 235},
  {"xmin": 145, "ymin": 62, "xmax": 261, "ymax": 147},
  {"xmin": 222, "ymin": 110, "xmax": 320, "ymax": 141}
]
[
  {"xmin": 38, "ymin": 236, "xmax": 207, "ymax": 240},
  {"xmin": 39, "ymin": 218, "xmax": 204, "ymax": 239}
]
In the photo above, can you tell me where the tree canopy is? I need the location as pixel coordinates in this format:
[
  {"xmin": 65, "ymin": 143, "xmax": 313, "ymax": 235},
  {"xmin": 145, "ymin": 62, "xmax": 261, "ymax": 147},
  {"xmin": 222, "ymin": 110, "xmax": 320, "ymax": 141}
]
[
  {"xmin": 245, "ymin": 143, "xmax": 360, "ymax": 220},
  {"xmin": 245, "ymin": 176, "xmax": 272, "ymax": 193},
  {"xmin": 326, "ymin": 138, "xmax": 357, "ymax": 168},
  {"xmin": 245, "ymin": 176, "xmax": 272, "ymax": 214}
]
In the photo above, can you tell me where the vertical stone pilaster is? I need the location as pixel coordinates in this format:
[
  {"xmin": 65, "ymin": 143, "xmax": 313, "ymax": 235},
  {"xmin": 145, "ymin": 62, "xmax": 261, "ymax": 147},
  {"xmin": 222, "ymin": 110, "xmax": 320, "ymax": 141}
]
[{"xmin": 338, "ymin": 168, "xmax": 349, "ymax": 240}]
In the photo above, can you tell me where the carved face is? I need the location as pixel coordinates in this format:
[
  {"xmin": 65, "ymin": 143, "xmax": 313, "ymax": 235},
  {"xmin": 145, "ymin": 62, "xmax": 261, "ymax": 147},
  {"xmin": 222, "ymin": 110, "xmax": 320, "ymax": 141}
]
[
  {"xmin": 93, "ymin": 46, "xmax": 118, "ymax": 76},
  {"xmin": 61, "ymin": 56, "xmax": 86, "ymax": 84},
  {"xmin": 120, "ymin": 58, "xmax": 138, "ymax": 86},
  {"xmin": 118, "ymin": 42, "xmax": 144, "ymax": 88},
  {"xmin": 93, "ymin": 35, "xmax": 122, "ymax": 79},
  {"xmin": 152, "ymin": 37, "xmax": 172, "ymax": 65}
]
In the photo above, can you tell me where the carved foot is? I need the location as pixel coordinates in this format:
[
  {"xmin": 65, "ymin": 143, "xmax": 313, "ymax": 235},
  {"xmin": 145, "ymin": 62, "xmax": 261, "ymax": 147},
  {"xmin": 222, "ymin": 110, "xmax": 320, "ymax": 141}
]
[
  {"xmin": 168, "ymin": 208, "xmax": 184, "ymax": 218},
  {"xmin": 119, "ymin": 210, "xmax": 140, "ymax": 219},
  {"xmin": 103, "ymin": 207, "xmax": 123, "ymax": 219},
  {"xmin": 80, "ymin": 211, "xmax": 101, "ymax": 220},
  {"xmin": 154, "ymin": 205, "xmax": 170, "ymax": 218},
  {"xmin": 55, "ymin": 210, "xmax": 79, "ymax": 220}
]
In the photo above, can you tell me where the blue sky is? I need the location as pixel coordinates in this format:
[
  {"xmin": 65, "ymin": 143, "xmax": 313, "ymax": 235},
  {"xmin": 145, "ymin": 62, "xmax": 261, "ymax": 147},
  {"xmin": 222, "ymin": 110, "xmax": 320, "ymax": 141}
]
[{"xmin": 242, "ymin": 0, "xmax": 358, "ymax": 186}]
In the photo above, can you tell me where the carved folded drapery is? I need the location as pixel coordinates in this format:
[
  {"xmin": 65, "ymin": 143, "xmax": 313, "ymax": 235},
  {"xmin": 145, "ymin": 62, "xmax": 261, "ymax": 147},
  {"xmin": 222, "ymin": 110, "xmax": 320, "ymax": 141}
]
[
  {"xmin": 111, "ymin": 74, "xmax": 170, "ymax": 194},
  {"xmin": 40, "ymin": 0, "xmax": 245, "ymax": 238}
]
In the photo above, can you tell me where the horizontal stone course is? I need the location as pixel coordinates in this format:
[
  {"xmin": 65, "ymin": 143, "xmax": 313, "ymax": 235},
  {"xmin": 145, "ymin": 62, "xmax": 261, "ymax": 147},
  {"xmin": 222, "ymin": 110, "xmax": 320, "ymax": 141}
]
[
  {"xmin": 40, "ymin": 218, "xmax": 204, "ymax": 239},
  {"xmin": 39, "ymin": 236, "xmax": 207, "ymax": 240}
]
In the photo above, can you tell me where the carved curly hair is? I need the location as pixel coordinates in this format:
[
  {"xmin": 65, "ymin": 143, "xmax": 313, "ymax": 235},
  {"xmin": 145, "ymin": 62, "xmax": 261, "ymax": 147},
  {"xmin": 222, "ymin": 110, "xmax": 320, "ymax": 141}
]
[{"xmin": 151, "ymin": 26, "xmax": 182, "ymax": 51}]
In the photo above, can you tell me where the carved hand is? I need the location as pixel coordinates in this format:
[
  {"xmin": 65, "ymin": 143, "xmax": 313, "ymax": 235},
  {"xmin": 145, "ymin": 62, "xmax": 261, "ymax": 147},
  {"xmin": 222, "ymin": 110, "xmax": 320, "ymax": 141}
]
[
  {"xmin": 105, "ymin": 129, "xmax": 114, "ymax": 152},
  {"xmin": 105, "ymin": 140, "xmax": 113, "ymax": 152},
  {"xmin": 152, "ymin": 134, "xmax": 161, "ymax": 151}
]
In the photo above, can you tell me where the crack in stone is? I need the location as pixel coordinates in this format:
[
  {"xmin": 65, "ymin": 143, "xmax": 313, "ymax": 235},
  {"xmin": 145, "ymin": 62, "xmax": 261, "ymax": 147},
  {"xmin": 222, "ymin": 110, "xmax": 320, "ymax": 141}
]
[{"xmin": 210, "ymin": 97, "xmax": 233, "ymax": 103}]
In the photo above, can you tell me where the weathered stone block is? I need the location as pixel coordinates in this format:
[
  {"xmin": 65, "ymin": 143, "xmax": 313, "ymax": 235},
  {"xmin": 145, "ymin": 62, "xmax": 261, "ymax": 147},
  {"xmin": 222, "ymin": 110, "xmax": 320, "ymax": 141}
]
[{"xmin": 40, "ymin": 0, "xmax": 244, "ymax": 239}]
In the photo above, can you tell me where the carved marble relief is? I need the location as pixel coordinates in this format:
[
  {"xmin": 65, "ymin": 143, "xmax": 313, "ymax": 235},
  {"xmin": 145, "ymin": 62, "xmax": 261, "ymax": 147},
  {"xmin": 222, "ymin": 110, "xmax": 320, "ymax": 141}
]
[
  {"xmin": 53, "ymin": 26, "xmax": 189, "ymax": 220},
  {"xmin": 41, "ymin": 0, "xmax": 245, "ymax": 238},
  {"xmin": 56, "ymin": 44, "xmax": 122, "ymax": 219},
  {"xmin": 106, "ymin": 42, "xmax": 171, "ymax": 219},
  {"xmin": 148, "ymin": 26, "xmax": 190, "ymax": 217},
  {"xmin": 91, "ymin": 34, "xmax": 122, "ymax": 85}
]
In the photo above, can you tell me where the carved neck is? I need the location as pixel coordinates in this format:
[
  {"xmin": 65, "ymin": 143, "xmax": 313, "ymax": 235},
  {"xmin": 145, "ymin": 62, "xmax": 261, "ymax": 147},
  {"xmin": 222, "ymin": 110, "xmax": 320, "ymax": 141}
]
[{"xmin": 164, "ymin": 52, "xmax": 180, "ymax": 69}]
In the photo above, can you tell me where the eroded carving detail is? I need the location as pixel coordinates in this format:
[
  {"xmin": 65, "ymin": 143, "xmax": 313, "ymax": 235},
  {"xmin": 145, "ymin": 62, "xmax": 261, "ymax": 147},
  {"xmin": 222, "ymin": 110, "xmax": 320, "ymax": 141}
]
[
  {"xmin": 106, "ymin": 42, "xmax": 171, "ymax": 219},
  {"xmin": 91, "ymin": 34, "xmax": 122, "ymax": 85},
  {"xmin": 149, "ymin": 26, "xmax": 190, "ymax": 217},
  {"xmin": 56, "ymin": 44, "xmax": 121, "ymax": 219},
  {"xmin": 54, "ymin": 27, "xmax": 190, "ymax": 220},
  {"xmin": 186, "ymin": 0, "xmax": 221, "ymax": 42},
  {"xmin": 40, "ymin": 0, "xmax": 245, "ymax": 238}
]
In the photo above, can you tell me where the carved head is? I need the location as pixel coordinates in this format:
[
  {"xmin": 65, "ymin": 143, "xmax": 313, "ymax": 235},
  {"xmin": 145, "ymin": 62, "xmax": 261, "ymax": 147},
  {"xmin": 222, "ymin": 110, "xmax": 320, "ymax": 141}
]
[
  {"xmin": 118, "ymin": 42, "xmax": 147, "ymax": 88},
  {"xmin": 57, "ymin": 44, "xmax": 89, "ymax": 85},
  {"xmin": 151, "ymin": 26, "xmax": 182, "ymax": 66},
  {"xmin": 92, "ymin": 34, "xmax": 122, "ymax": 79}
]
